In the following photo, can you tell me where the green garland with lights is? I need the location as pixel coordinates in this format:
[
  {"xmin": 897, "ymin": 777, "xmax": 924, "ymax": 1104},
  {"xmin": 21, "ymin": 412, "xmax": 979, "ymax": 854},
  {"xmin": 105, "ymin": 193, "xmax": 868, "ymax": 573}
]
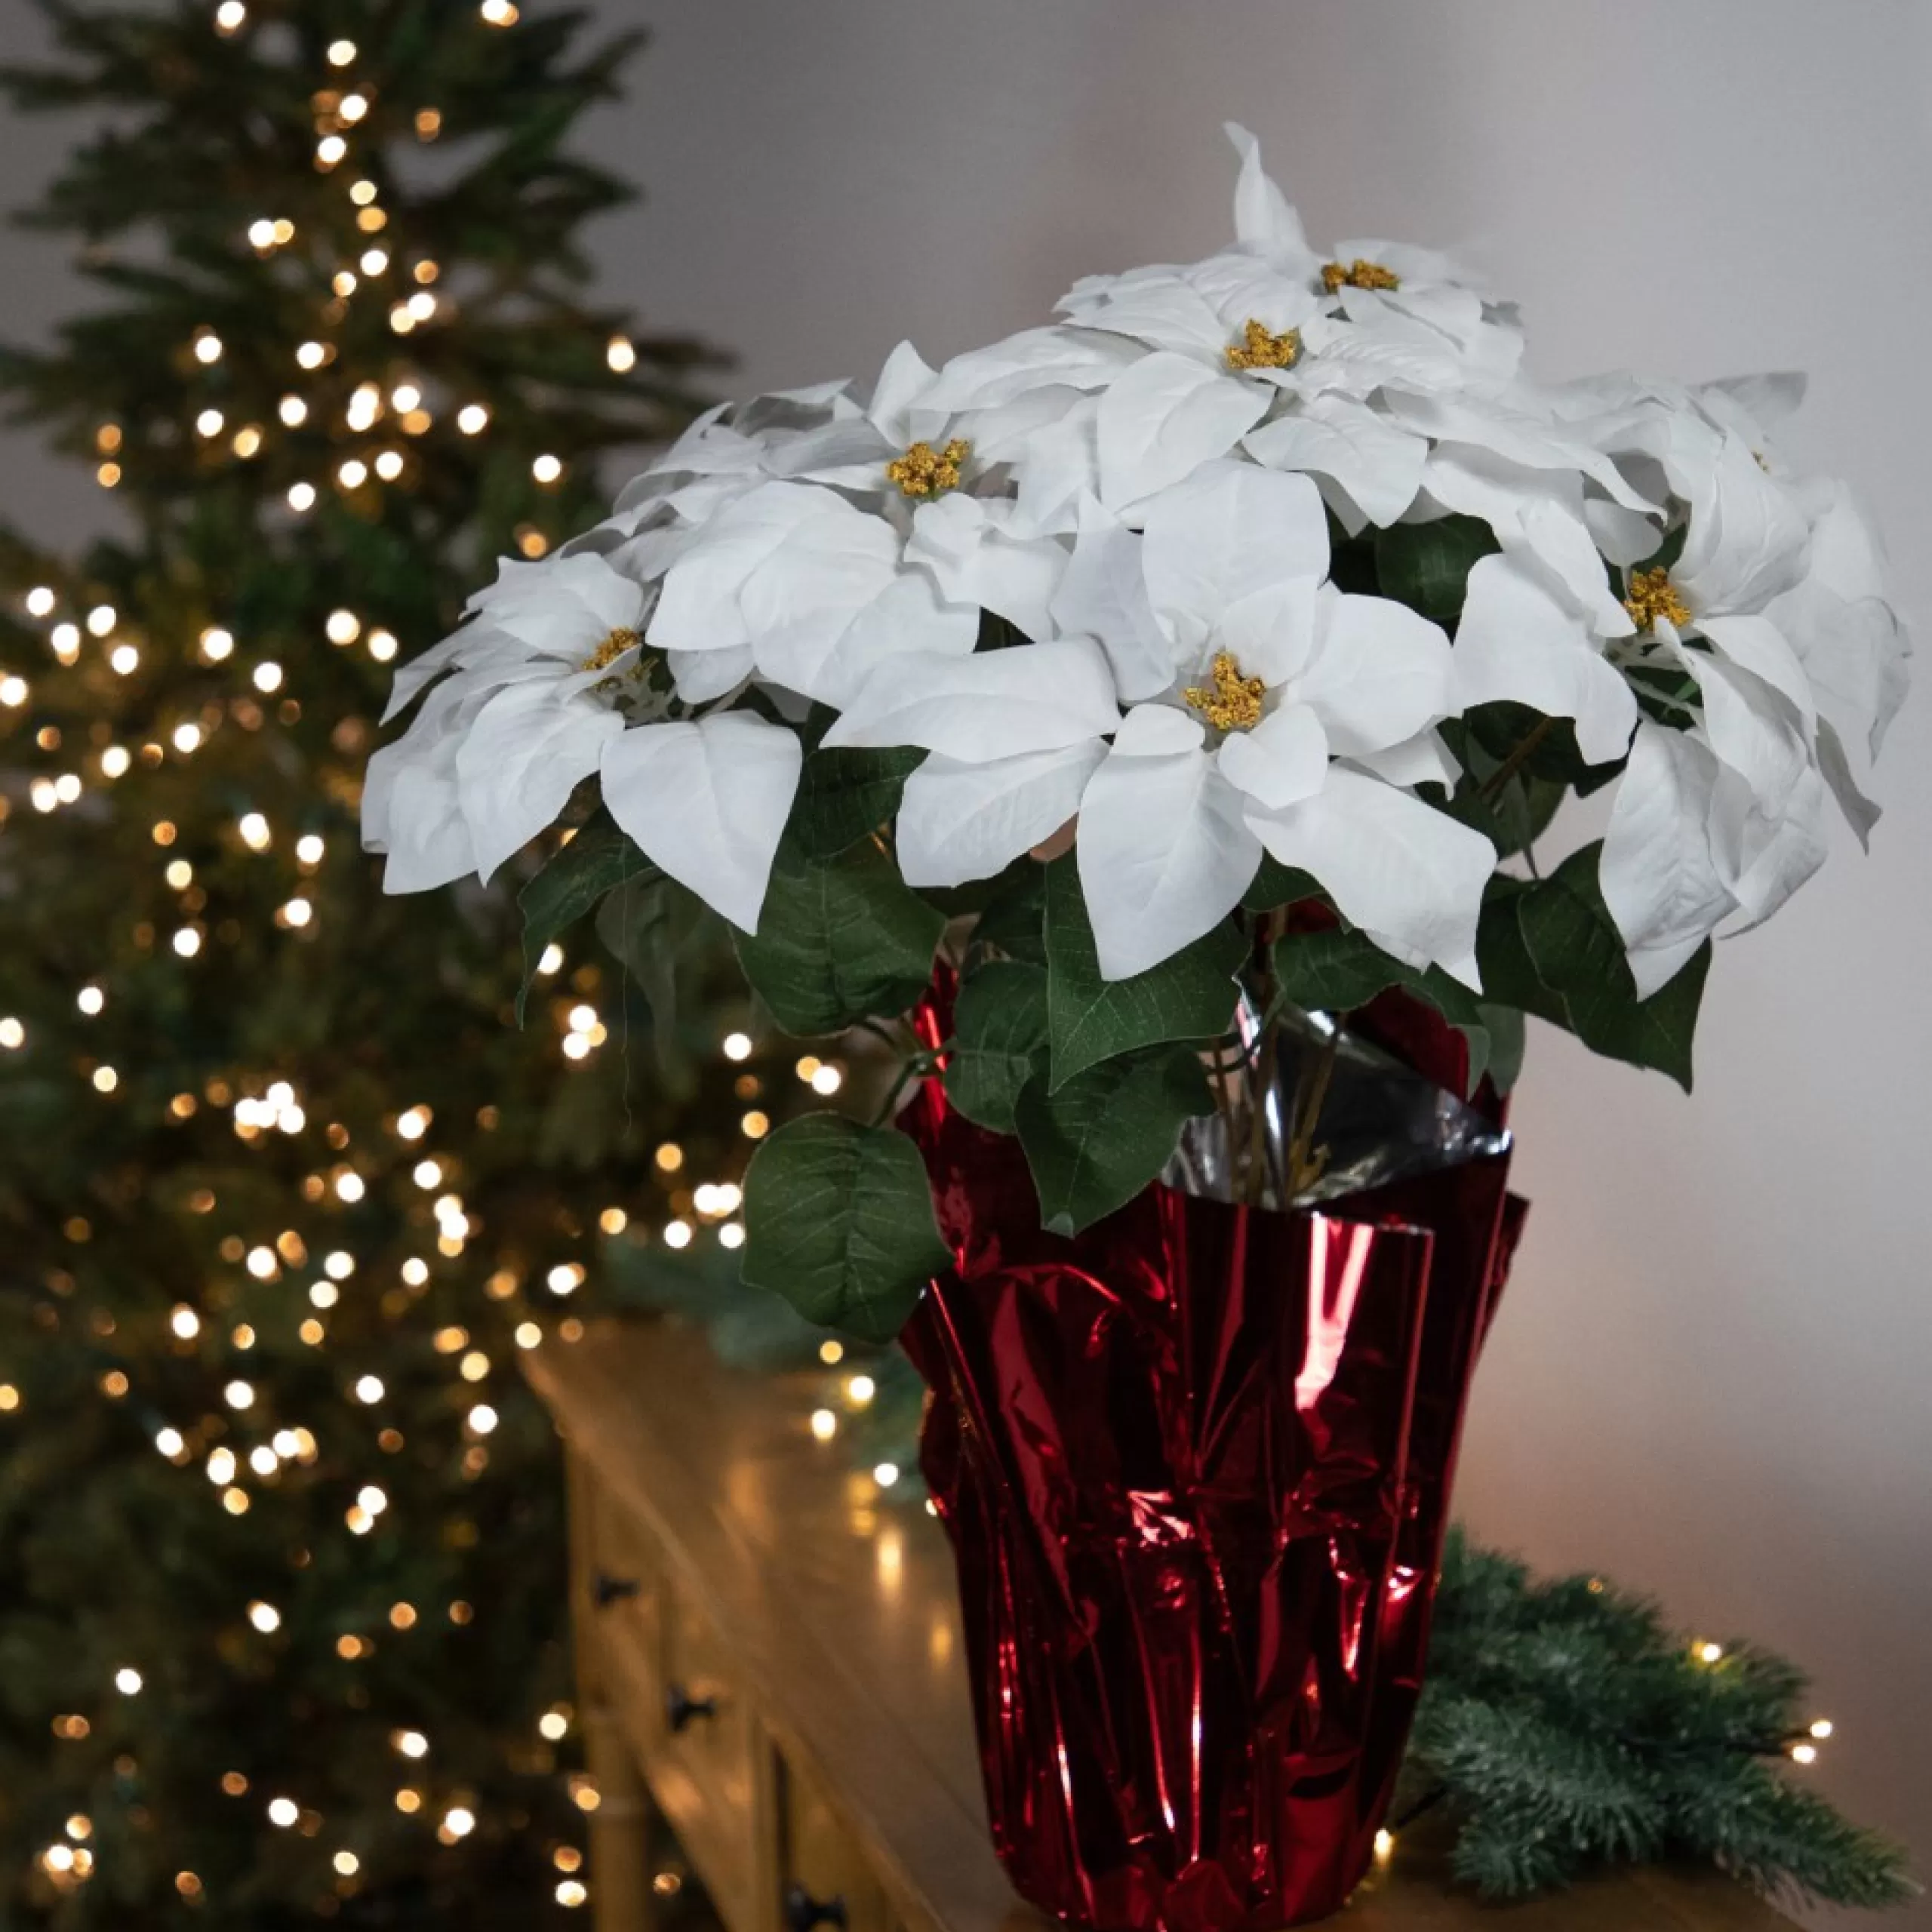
[{"xmin": 0, "ymin": 2, "xmax": 795, "ymax": 1924}]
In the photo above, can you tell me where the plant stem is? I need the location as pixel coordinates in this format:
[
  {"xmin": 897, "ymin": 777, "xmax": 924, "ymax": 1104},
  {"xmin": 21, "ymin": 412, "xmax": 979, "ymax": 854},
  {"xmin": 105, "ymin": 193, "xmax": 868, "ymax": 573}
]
[{"xmin": 1477, "ymin": 715, "xmax": 1558, "ymax": 800}]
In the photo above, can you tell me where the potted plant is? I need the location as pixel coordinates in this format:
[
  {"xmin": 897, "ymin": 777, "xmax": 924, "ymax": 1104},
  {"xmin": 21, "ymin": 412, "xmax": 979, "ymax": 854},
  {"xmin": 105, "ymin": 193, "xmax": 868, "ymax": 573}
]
[{"xmin": 364, "ymin": 125, "xmax": 1907, "ymax": 1930}]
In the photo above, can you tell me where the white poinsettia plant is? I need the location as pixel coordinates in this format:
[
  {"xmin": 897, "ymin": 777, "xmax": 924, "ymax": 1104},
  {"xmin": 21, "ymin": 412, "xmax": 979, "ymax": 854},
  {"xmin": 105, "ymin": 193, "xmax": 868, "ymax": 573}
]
[{"xmin": 365, "ymin": 125, "xmax": 1909, "ymax": 1338}]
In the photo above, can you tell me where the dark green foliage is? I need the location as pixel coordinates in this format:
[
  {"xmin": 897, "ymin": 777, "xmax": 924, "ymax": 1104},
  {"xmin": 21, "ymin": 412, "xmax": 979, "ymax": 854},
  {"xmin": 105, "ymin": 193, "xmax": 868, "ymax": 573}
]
[
  {"xmin": 0, "ymin": 5, "xmax": 777, "ymax": 1924},
  {"xmin": 1372, "ymin": 515, "xmax": 1500, "ymax": 621},
  {"xmin": 517, "ymin": 808, "xmax": 658, "ymax": 1017},
  {"xmin": 1411, "ymin": 1533, "xmax": 1915, "ymax": 1907},
  {"xmin": 1477, "ymin": 845, "xmax": 1710, "ymax": 1091},
  {"xmin": 788, "ymin": 740, "xmax": 923, "ymax": 860},
  {"xmin": 1043, "ymin": 855, "xmax": 1244, "ymax": 1090},
  {"xmin": 1014, "ymin": 1043, "xmax": 1214, "ymax": 1237},
  {"xmin": 740, "ymin": 1114, "xmax": 950, "ymax": 1342},
  {"xmin": 942, "ymin": 960, "xmax": 1048, "ymax": 1134},
  {"xmin": 733, "ymin": 833, "xmax": 946, "ymax": 1036}
]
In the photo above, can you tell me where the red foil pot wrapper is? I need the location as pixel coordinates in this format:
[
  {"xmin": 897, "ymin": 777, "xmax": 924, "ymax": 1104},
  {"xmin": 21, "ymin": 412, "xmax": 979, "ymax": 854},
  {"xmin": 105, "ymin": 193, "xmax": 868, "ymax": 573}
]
[{"xmin": 901, "ymin": 995, "xmax": 1525, "ymax": 1931}]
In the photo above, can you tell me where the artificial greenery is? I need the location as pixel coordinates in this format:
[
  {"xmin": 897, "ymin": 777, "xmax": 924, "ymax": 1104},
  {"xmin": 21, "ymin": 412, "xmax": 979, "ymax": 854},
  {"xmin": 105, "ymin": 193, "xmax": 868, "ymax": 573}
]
[
  {"xmin": 1406, "ymin": 1533, "xmax": 1915, "ymax": 1906},
  {"xmin": 0, "ymin": 3, "xmax": 783, "ymax": 1924}
]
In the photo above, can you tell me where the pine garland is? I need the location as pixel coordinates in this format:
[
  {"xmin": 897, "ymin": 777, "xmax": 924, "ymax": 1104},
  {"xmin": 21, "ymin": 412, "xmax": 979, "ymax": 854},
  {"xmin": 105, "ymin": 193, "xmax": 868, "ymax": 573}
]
[{"xmin": 1402, "ymin": 1533, "xmax": 1915, "ymax": 1906}]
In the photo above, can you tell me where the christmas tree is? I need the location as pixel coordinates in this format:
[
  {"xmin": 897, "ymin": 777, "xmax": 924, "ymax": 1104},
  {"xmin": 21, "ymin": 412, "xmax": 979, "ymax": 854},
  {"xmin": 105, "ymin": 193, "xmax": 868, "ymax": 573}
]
[{"xmin": 0, "ymin": 1, "xmax": 792, "ymax": 1921}]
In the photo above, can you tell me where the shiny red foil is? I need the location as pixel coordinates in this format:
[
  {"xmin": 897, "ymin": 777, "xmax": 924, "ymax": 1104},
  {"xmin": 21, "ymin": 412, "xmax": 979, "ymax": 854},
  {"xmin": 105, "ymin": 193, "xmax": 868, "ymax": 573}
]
[{"xmin": 902, "ymin": 995, "xmax": 1524, "ymax": 1930}]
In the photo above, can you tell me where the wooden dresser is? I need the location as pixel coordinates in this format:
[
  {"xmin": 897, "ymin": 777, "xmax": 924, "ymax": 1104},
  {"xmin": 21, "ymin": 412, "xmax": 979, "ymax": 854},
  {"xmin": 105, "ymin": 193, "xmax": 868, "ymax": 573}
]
[{"xmin": 526, "ymin": 1321, "xmax": 1798, "ymax": 1932}]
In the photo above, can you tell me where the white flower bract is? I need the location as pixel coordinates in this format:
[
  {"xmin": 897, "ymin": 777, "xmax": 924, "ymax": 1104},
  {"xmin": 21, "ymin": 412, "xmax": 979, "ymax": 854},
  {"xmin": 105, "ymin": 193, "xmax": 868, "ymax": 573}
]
[{"xmin": 367, "ymin": 122, "xmax": 1906, "ymax": 994}]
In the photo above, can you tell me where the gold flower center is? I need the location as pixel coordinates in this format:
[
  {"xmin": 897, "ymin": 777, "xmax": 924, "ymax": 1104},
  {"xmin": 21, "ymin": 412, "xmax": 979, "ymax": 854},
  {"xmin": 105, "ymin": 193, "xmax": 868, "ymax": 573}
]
[
  {"xmin": 886, "ymin": 438, "xmax": 970, "ymax": 498},
  {"xmin": 1321, "ymin": 257, "xmax": 1401, "ymax": 294},
  {"xmin": 1225, "ymin": 318, "xmax": 1302, "ymax": 371},
  {"xmin": 580, "ymin": 626, "xmax": 638, "ymax": 672},
  {"xmin": 1622, "ymin": 567, "xmax": 1690, "ymax": 632},
  {"xmin": 1183, "ymin": 653, "xmax": 1267, "ymax": 732}
]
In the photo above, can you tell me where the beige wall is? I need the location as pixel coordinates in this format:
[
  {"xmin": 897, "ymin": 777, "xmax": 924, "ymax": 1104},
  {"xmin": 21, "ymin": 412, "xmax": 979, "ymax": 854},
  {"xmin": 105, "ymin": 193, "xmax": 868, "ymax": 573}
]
[{"xmin": 5, "ymin": 0, "xmax": 1927, "ymax": 1912}]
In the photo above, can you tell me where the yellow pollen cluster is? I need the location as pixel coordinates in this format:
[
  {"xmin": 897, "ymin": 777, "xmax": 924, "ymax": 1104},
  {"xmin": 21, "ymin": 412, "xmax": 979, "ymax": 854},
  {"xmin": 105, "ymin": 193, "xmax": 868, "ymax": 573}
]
[
  {"xmin": 886, "ymin": 438, "xmax": 970, "ymax": 497},
  {"xmin": 1226, "ymin": 318, "xmax": 1302, "ymax": 371},
  {"xmin": 1184, "ymin": 653, "xmax": 1267, "ymax": 733},
  {"xmin": 579, "ymin": 626, "xmax": 638, "ymax": 672},
  {"xmin": 1322, "ymin": 257, "xmax": 1401, "ymax": 294},
  {"xmin": 1622, "ymin": 568, "xmax": 1690, "ymax": 632}
]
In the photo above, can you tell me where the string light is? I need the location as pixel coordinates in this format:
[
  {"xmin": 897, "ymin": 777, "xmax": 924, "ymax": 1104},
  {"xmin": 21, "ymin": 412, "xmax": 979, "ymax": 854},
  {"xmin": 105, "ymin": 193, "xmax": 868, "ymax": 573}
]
[
  {"xmin": 0, "ymin": 1019, "xmax": 23, "ymax": 1050},
  {"xmin": 810, "ymin": 1409, "xmax": 837, "ymax": 1443},
  {"xmin": 606, "ymin": 335, "xmax": 637, "ymax": 373},
  {"xmin": 296, "ymin": 341, "xmax": 328, "ymax": 370},
  {"xmin": 51, "ymin": 622, "xmax": 82, "ymax": 661},
  {"xmin": 192, "ymin": 331, "xmax": 223, "ymax": 365},
  {"xmin": 288, "ymin": 482, "xmax": 317, "ymax": 512},
  {"xmin": 113, "ymin": 1668, "xmax": 142, "ymax": 1695},
  {"xmin": 481, "ymin": 0, "xmax": 520, "ymax": 22},
  {"xmin": 24, "ymin": 586, "xmax": 55, "ymax": 615},
  {"xmin": 1, "ymin": 675, "xmax": 28, "ymax": 707},
  {"xmin": 326, "ymin": 38, "xmax": 356, "ymax": 64},
  {"xmin": 213, "ymin": 0, "xmax": 246, "ymax": 30},
  {"xmin": 278, "ymin": 395, "xmax": 307, "ymax": 426},
  {"xmin": 316, "ymin": 135, "xmax": 346, "ymax": 169},
  {"xmin": 109, "ymin": 643, "xmax": 140, "ymax": 675},
  {"xmin": 457, "ymin": 404, "xmax": 489, "ymax": 435},
  {"xmin": 531, "ymin": 454, "xmax": 562, "ymax": 485},
  {"xmin": 247, "ymin": 1601, "xmax": 280, "ymax": 1632},
  {"xmin": 86, "ymin": 605, "xmax": 115, "ymax": 637},
  {"xmin": 358, "ymin": 248, "xmax": 389, "ymax": 278},
  {"xmin": 253, "ymin": 661, "xmax": 284, "ymax": 693}
]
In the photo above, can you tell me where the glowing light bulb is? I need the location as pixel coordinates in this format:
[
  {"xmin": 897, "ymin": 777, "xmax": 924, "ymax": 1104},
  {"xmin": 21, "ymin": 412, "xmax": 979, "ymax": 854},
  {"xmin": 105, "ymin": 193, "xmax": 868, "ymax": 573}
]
[
  {"xmin": 192, "ymin": 332, "xmax": 223, "ymax": 365},
  {"xmin": 171, "ymin": 1306, "xmax": 201, "ymax": 1340},
  {"xmin": 214, "ymin": 0, "xmax": 246, "ymax": 30},
  {"xmin": 238, "ymin": 811, "xmax": 271, "ymax": 850},
  {"xmin": 1809, "ymin": 1718, "xmax": 1835, "ymax": 1739},
  {"xmin": 172, "ymin": 722, "xmax": 202, "ymax": 753},
  {"xmin": 267, "ymin": 1798, "xmax": 297, "ymax": 1828},
  {"xmin": 353, "ymin": 1376, "xmax": 384, "ymax": 1404},
  {"xmin": 247, "ymin": 1601, "xmax": 280, "ymax": 1632},
  {"xmin": 395, "ymin": 1730, "xmax": 429, "ymax": 1758},
  {"xmin": 1791, "ymin": 1742, "xmax": 1818, "ymax": 1765},
  {"xmin": 296, "ymin": 340, "xmax": 327, "ymax": 370},
  {"xmin": 109, "ymin": 643, "xmax": 140, "ymax": 675},
  {"xmin": 368, "ymin": 628, "xmax": 398, "ymax": 662},
  {"xmin": 873, "ymin": 1462, "xmax": 900, "ymax": 1487},
  {"xmin": 468, "ymin": 1404, "xmax": 498, "ymax": 1435},
  {"xmin": 337, "ymin": 459, "xmax": 368, "ymax": 489},
  {"xmin": 326, "ymin": 37, "xmax": 356, "ymax": 63},
  {"xmin": 531, "ymin": 454, "xmax": 562, "ymax": 485},
  {"xmin": 2, "ymin": 673, "xmax": 33, "ymax": 706},
  {"xmin": 278, "ymin": 395, "xmax": 307, "ymax": 427},
  {"xmin": 374, "ymin": 450, "xmax": 405, "ymax": 480},
  {"xmin": 359, "ymin": 248, "xmax": 389, "ymax": 277},
  {"xmin": 481, "ymin": 0, "xmax": 519, "ymax": 22},
  {"xmin": 195, "ymin": 408, "xmax": 225, "ymax": 437},
  {"xmin": 155, "ymin": 1426, "xmax": 186, "ymax": 1457},
  {"xmin": 86, "ymin": 605, "xmax": 115, "ymax": 637},
  {"xmin": 810, "ymin": 1409, "xmax": 837, "ymax": 1442},
  {"xmin": 606, "ymin": 334, "xmax": 637, "ymax": 373},
  {"xmin": 288, "ymin": 482, "xmax": 316, "ymax": 512},
  {"xmin": 114, "ymin": 1668, "xmax": 143, "ymax": 1695},
  {"xmin": 457, "ymin": 404, "xmax": 489, "ymax": 435},
  {"xmin": 253, "ymin": 661, "xmax": 284, "ymax": 693},
  {"xmin": 847, "ymin": 1374, "xmax": 877, "ymax": 1407},
  {"xmin": 723, "ymin": 1032, "xmax": 752, "ymax": 1061},
  {"xmin": 325, "ymin": 609, "xmax": 360, "ymax": 645},
  {"xmin": 316, "ymin": 135, "xmax": 346, "ymax": 168}
]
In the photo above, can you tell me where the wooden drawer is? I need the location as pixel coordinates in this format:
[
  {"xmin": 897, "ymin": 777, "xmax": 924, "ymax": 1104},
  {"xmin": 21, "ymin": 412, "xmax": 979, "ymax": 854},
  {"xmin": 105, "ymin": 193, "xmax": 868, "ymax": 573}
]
[
  {"xmin": 654, "ymin": 1574, "xmax": 768, "ymax": 1932},
  {"xmin": 586, "ymin": 1485, "xmax": 667, "ymax": 1755},
  {"xmin": 782, "ymin": 1752, "xmax": 894, "ymax": 1932}
]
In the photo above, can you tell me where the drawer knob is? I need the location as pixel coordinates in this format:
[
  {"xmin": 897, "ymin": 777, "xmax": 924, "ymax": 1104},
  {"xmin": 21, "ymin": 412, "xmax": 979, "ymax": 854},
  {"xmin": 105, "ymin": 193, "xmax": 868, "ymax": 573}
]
[
  {"xmin": 665, "ymin": 1682, "xmax": 718, "ymax": 1733},
  {"xmin": 783, "ymin": 1885, "xmax": 848, "ymax": 1932},
  {"xmin": 593, "ymin": 1571, "xmax": 641, "ymax": 1608}
]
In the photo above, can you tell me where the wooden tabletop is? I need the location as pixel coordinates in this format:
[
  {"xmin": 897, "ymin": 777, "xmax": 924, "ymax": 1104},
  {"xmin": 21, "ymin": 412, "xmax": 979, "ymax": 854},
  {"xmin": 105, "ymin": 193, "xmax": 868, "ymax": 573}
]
[{"xmin": 527, "ymin": 1319, "xmax": 1798, "ymax": 1932}]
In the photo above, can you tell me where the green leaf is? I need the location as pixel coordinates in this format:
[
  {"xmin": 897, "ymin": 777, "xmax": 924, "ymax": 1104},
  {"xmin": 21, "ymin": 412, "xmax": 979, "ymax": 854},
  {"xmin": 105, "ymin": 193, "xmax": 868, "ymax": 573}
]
[
  {"xmin": 789, "ymin": 743, "xmax": 924, "ymax": 859},
  {"xmin": 1476, "ymin": 845, "xmax": 1709, "ymax": 1091},
  {"xmin": 1271, "ymin": 924, "xmax": 1492, "ymax": 1096},
  {"xmin": 1241, "ymin": 854, "xmax": 1327, "ymax": 912},
  {"xmin": 516, "ymin": 809, "xmax": 661, "ymax": 1022},
  {"xmin": 1476, "ymin": 1003, "xmax": 1527, "ymax": 1094},
  {"xmin": 1015, "ymin": 1044, "xmax": 1214, "ymax": 1237},
  {"xmin": 740, "ymin": 1114, "xmax": 950, "ymax": 1342},
  {"xmin": 969, "ymin": 861, "xmax": 1049, "ymax": 967},
  {"xmin": 1373, "ymin": 515, "xmax": 1501, "ymax": 622},
  {"xmin": 734, "ymin": 835, "xmax": 945, "ymax": 1037},
  {"xmin": 1044, "ymin": 857, "xmax": 1244, "ymax": 1091},
  {"xmin": 943, "ymin": 961, "xmax": 1048, "ymax": 1134}
]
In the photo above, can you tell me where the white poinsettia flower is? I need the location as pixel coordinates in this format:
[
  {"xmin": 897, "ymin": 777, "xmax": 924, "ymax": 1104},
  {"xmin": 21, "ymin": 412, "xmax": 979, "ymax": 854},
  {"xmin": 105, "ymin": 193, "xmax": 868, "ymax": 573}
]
[
  {"xmin": 1072, "ymin": 469, "xmax": 1483, "ymax": 981},
  {"xmin": 648, "ymin": 478, "xmax": 977, "ymax": 708},
  {"xmin": 365, "ymin": 548, "xmax": 805, "ymax": 933}
]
